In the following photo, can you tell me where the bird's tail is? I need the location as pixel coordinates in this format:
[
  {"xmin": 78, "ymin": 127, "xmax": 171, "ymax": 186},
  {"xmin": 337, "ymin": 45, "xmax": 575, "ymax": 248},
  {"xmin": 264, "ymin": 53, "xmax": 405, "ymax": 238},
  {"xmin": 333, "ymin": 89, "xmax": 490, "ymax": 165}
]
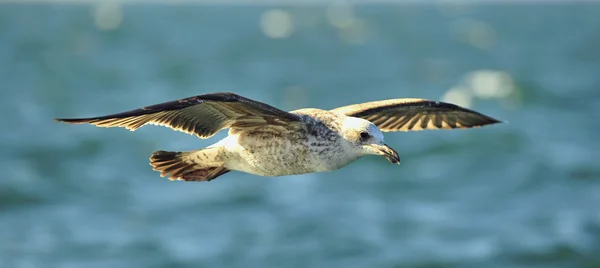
[{"xmin": 149, "ymin": 148, "xmax": 230, "ymax": 182}]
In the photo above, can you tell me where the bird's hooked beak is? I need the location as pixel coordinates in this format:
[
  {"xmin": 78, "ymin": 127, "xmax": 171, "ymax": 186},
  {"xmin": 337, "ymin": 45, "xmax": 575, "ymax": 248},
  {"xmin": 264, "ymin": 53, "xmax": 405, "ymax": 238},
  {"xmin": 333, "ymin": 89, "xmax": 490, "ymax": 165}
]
[{"xmin": 370, "ymin": 143, "xmax": 400, "ymax": 165}]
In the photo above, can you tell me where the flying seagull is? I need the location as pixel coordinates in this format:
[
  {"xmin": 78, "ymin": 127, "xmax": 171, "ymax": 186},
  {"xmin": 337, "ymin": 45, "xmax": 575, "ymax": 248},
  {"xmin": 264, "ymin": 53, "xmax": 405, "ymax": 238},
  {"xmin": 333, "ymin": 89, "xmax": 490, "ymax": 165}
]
[{"xmin": 55, "ymin": 92, "xmax": 501, "ymax": 182}]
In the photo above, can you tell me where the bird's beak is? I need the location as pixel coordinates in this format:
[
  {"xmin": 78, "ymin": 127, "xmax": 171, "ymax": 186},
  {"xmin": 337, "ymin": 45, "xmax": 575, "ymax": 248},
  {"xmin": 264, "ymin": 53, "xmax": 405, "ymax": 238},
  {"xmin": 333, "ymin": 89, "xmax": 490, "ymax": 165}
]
[{"xmin": 371, "ymin": 143, "xmax": 400, "ymax": 165}]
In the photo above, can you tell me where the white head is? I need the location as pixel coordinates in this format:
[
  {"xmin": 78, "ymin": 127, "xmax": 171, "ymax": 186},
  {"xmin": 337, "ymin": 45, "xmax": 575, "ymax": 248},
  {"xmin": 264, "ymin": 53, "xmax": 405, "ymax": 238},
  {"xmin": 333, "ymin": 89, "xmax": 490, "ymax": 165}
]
[{"xmin": 340, "ymin": 116, "xmax": 400, "ymax": 164}]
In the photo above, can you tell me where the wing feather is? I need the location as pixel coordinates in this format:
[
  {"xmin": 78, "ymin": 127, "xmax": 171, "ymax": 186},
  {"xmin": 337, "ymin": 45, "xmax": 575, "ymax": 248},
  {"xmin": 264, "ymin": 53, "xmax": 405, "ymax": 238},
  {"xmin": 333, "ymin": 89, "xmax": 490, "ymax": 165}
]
[
  {"xmin": 331, "ymin": 98, "xmax": 501, "ymax": 132},
  {"xmin": 55, "ymin": 92, "xmax": 302, "ymax": 138}
]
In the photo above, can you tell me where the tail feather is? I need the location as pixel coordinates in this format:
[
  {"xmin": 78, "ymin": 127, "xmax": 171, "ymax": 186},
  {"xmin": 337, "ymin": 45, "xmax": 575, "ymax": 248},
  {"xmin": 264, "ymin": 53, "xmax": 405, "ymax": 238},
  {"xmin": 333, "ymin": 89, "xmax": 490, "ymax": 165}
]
[{"xmin": 149, "ymin": 150, "xmax": 230, "ymax": 182}]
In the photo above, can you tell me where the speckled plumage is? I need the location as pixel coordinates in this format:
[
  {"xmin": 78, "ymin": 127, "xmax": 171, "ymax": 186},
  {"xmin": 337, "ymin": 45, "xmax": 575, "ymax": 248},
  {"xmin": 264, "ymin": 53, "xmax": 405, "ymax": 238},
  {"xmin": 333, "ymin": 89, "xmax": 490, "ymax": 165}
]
[
  {"xmin": 213, "ymin": 109, "xmax": 352, "ymax": 177},
  {"xmin": 55, "ymin": 92, "xmax": 501, "ymax": 182}
]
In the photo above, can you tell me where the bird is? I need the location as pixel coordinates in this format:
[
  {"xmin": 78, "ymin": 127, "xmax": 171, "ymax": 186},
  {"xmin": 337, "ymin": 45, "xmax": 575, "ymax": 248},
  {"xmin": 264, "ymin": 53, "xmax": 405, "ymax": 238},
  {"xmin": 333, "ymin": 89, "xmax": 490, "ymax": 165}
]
[{"xmin": 54, "ymin": 92, "xmax": 501, "ymax": 182}]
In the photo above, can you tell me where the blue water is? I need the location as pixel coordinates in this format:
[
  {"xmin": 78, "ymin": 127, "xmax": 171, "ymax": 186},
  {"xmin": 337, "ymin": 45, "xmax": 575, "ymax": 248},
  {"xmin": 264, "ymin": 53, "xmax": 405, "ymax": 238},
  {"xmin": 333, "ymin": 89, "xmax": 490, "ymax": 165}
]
[{"xmin": 1, "ymin": 2, "xmax": 600, "ymax": 268}]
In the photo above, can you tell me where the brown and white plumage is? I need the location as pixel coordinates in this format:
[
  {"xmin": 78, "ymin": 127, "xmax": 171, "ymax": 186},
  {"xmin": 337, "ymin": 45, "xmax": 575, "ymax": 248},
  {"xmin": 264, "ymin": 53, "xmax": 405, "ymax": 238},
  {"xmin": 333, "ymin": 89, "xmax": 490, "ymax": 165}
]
[
  {"xmin": 55, "ymin": 92, "xmax": 302, "ymax": 139},
  {"xmin": 55, "ymin": 92, "xmax": 501, "ymax": 182}
]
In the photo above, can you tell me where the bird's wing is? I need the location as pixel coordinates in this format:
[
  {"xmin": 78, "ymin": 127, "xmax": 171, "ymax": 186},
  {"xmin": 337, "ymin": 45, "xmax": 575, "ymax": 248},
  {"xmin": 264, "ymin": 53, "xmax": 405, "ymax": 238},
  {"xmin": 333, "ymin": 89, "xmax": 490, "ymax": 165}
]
[
  {"xmin": 331, "ymin": 98, "xmax": 501, "ymax": 132},
  {"xmin": 55, "ymin": 92, "xmax": 302, "ymax": 139}
]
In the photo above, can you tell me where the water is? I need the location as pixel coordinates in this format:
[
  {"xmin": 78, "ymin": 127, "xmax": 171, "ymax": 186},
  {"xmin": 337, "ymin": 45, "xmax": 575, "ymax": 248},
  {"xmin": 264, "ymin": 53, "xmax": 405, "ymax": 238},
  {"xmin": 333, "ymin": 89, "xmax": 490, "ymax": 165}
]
[{"xmin": 1, "ymin": 2, "xmax": 600, "ymax": 268}]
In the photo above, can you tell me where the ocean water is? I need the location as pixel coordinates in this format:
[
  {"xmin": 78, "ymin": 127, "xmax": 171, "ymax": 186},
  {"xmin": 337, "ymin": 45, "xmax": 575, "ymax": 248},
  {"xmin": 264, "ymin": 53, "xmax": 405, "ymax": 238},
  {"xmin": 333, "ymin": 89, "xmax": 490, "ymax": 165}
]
[{"xmin": 1, "ymin": 2, "xmax": 600, "ymax": 268}]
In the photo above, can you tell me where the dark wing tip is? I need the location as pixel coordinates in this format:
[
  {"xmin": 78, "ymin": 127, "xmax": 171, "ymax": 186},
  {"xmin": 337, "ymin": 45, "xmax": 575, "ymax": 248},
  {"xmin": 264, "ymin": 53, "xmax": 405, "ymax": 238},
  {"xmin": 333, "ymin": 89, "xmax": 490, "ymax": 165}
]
[
  {"xmin": 485, "ymin": 116, "xmax": 504, "ymax": 125},
  {"xmin": 421, "ymin": 100, "xmax": 502, "ymax": 123},
  {"xmin": 462, "ymin": 109, "xmax": 503, "ymax": 128},
  {"xmin": 468, "ymin": 114, "xmax": 503, "ymax": 128},
  {"xmin": 54, "ymin": 117, "xmax": 95, "ymax": 124}
]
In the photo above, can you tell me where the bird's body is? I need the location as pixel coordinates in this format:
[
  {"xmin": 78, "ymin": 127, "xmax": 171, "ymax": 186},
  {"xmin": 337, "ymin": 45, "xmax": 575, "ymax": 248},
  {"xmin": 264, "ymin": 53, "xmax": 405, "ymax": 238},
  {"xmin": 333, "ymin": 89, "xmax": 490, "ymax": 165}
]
[
  {"xmin": 55, "ymin": 92, "xmax": 501, "ymax": 182},
  {"xmin": 210, "ymin": 109, "xmax": 356, "ymax": 176}
]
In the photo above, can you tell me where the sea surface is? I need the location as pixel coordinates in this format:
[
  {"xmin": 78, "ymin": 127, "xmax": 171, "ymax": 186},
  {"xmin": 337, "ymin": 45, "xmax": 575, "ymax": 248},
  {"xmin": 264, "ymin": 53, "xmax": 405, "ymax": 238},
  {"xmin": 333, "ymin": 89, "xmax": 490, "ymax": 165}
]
[{"xmin": 1, "ymin": 2, "xmax": 600, "ymax": 268}]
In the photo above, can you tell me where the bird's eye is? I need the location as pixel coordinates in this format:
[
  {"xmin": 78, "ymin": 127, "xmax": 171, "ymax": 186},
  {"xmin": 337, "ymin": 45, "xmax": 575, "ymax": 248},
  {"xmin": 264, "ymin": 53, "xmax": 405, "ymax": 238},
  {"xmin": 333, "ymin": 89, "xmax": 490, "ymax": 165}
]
[{"xmin": 360, "ymin": 132, "xmax": 370, "ymax": 140}]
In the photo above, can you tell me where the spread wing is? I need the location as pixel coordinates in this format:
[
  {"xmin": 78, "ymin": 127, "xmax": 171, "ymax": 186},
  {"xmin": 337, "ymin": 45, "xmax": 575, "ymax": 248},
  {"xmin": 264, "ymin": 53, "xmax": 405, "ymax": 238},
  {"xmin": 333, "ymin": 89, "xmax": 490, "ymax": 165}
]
[
  {"xmin": 331, "ymin": 98, "xmax": 501, "ymax": 132},
  {"xmin": 55, "ymin": 92, "xmax": 302, "ymax": 138}
]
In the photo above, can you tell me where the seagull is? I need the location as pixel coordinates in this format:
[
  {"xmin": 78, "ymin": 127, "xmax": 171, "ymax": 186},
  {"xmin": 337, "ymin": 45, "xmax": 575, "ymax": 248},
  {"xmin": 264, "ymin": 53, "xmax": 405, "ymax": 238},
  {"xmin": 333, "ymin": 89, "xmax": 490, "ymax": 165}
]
[{"xmin": 55, "ymin": 92, "xmax": 501, "ymax": 182}]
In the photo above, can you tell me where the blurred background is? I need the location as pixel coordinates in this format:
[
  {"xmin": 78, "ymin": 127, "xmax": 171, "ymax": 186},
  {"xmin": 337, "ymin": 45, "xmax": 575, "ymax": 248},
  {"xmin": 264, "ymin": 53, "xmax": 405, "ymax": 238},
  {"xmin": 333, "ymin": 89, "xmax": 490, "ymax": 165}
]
[{"xmin": 1, "ymin": 0, "xmax": 600, "ymax": 267}]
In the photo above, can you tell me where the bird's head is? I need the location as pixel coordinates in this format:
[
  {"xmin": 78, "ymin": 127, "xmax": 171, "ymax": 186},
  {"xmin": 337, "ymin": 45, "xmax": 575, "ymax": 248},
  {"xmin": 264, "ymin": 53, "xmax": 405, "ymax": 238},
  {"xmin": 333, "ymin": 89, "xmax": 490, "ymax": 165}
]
[{"xmin": 340, "ymin": 116, "xmax": 400, "ymax": 165}]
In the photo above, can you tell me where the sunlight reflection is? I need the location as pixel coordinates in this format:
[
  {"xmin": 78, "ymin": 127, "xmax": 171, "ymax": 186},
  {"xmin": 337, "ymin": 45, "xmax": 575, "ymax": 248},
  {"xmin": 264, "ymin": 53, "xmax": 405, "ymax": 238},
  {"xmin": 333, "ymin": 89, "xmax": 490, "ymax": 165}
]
[
  {"xmin": 260, "ymin": 9, "xmax": 294, "ymax": 39},
  {"xmin": 92, "ymin": 1, "xmax": 123, "ymax": 31},
  {"xmin": 442, "ymin": 70, "xmax": 516, "ymax": 108}
]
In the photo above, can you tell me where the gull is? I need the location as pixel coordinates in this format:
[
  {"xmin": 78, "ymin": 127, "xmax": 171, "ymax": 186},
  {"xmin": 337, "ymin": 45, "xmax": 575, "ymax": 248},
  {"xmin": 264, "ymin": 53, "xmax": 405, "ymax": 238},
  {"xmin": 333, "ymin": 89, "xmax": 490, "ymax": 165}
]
[{"xmin": 55, "ymin": 92, "xmax": 501, "ymax": 182}]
